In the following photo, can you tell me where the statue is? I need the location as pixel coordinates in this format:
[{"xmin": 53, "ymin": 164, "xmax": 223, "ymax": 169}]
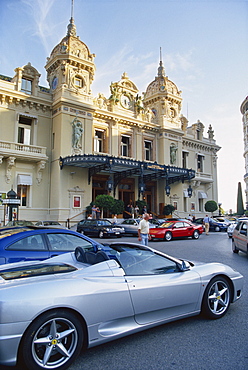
[
  {"xmin": 109, "ymin": 84, "xmax": 120, "ymax": 104},
  {"xmin": 170, "ymin": 144, "xmax": 177, "ymax": 165},
  {"xmin": 71, "ymin": 118, "xmax": 83, "ymax": 148},
  {"xmin": 145, "ymin": 107, "xmax": 152, "ymax": 122},
  {"xmin": 135, "ymin": 95, "xmax": 144, "ymax": 114}
]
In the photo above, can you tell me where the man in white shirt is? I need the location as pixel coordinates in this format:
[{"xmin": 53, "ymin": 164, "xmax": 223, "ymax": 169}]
[{"xmin": 138, "ymin": 213, "xmax": 150, "ymax": 246}]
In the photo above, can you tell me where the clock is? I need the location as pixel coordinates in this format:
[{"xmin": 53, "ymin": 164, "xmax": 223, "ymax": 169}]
[
  {"xmin": 52, "ymin": 76, "xmax": 58, "ymax": 90},
  {"xmin": 120, "ymin": 94, "xmax": 131, "ymax": 109}
]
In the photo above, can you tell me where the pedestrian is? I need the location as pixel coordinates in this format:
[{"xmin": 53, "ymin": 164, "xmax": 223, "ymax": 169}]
[
  {"xmin": 96, "ymin": 207, "xmax": 101, "ymax": 219},
  {"xmin": 203, "ymin": 214, "xmax": 210, "ymax": 235},
  {"xmin": 92, "ymin": 205, "xmax": 97, "ymax": 219},
  {"xmin": 135, "ymin": 205, "xmax": 139, "ymax": 218},
  {"xmin": 138, "ymin": 213, "xmax": 151, "ymax": 246},
  {"xmin": 142, "ymin": 205, "xmax": 147, "ymax": 214},
  {"xmin": 188, "ymin": 214, "xmax": 193, "ymax": 221},
  {"xmin": 112, "ymin": 214, "xmax": 117, "ymax": 224}
]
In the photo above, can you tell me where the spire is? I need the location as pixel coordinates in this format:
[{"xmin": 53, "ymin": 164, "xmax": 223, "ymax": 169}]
[
  {"xmin": 157, "ymin": 47, "xmax": 165, "ymax": 77},
  {"xmin": 67, "ymin": 0, "xmax": 76, "ymax": 37}
]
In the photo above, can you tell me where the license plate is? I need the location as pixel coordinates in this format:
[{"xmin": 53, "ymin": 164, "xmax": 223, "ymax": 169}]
[{"xmin": 115, "ymin": 232, "xmax": 120, "ymax": 235}]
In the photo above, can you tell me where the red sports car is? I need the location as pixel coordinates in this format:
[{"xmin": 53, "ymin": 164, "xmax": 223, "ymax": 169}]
[{"xmin": 149, "ymin": 220, "xmax": 204, "ymax": 241}]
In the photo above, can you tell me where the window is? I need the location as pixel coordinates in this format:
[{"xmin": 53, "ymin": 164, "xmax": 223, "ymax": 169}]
[
  {"xmin": 144, "ymin": 140, "xmax": 152, "ymax": 161},
  {"xmin": 46, "ymin": 233, "xmax": 95, "ymax": 251},
  {"xmin": 121, "ymin": 136, "xmax": 130, "ymax": 157},
  {"xmin": 182, "ymin": 152, "xmax": 188, "ymax": 168},
  {"xmin": 115, "ymin": 246, "xmax": 179, "ymax": 276},
  {"xmin": 18, "ymin": 116, "xmax": 32, "ymax": 145},
  {"xmin": 17, "ymin": 185, "xmax": 29, "ymax": 207},
  {"xmin": 21, "ymin": 78, "xmax": 32, "ymax": 94},
  {"xmin": 198, "ymin": 198, "xmax": 203, "ymax": 212},
  {"xmin": 94, "ymin": 130, "xmax": 104, "ymax": 152},
  {"xmin": 197, "ymin": 155, "xmax": 204, "ymax": 172},
  {"xmin": 7, "ymin": 234, "xmax": 46, "ymax": 251},
  {"xmin": 74, "ymin": 77, "xmax": 83, "ymax": 88}
]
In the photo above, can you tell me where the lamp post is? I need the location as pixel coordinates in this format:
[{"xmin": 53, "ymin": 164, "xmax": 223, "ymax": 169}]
[
  {"xmin": 187, "ymin": 185, "xmax": 193, "ymax": 198},
  {"xmin": 165, "ymin": 184, "xmax": 171, "ymax": 196}
]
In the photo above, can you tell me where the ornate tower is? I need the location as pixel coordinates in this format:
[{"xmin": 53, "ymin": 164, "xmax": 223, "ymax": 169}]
[
  {"xmin": 143, "ymin": 50, "xmax": 182, "ymax": 129},
  {"xmin": 45, "ymin": 16, "xmax": 96, "ymax": 103}
]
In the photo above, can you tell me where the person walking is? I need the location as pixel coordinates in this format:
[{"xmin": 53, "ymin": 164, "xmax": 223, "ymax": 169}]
[
  {"xmin": 203, "ymin": 214, "xmax": 210, "ymax": 235},
  {"xmin": 138, "ymin": 213, "xmax": 151, "ymax": 246}
]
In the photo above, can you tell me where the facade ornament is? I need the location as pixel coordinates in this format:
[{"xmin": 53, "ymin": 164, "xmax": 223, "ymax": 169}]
[
  {"xmin": 0, "ymin": 156, "xmax": 3, "ymax": 165},
  {"xmin": 95, "ymin": 93, "xmax": 107, "ymax": 109},
  {"xmin": 36, "ymin": 160, "xmax": 46, "ymax": 184},
  {"xmin": 170, "ymin": 143, "xmax": 177, "ymax": 165},
  {"xmin": 71, "ymin": 117, "xmax": 83, "ymax": 149},
  {"xmin": 109, "ymin": 84, "xmax": 120, "ymax": 104},
  {"xmin": 145, "ymin": 107, "xmax": 152, "ymax": 122},
  {"xmin": 6, "ymin": 157, "xmax": 15, "ymax": 183},
  {"xmin": 135, "ymin": 95, "xmax": 144, "ymax": 114},
  {"xmin": 208, "ymin": 124, "xmax": 214, "ymax": 140},
  {"xmin": 67, "ymin": 17, "xmax": 77, "ymax": 37}
]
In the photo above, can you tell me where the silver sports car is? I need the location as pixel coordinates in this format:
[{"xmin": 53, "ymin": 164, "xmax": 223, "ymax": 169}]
[{"xmin": 0, "ymin": 242, "xmax": 243, "ymax": 370}]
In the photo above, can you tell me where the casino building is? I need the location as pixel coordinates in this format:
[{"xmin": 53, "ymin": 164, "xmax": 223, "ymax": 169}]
[{"xmin": 0, "ymin": 16, "xmax": 220, "ymax": 225}]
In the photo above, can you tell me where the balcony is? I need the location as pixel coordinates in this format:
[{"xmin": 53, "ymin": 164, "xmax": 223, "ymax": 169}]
[{"xmin": 0, "ymin": 140, "xmax": 48, "ymax": 161}]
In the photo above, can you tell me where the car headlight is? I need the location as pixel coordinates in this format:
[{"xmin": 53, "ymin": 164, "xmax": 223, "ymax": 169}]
[
  {"xmin": 106, "ymin": 228, "xmax": 110, "ymax": 231},
  {"xmin": 121, "ymin": 228, "xmax": 125, "ymax": 231}
]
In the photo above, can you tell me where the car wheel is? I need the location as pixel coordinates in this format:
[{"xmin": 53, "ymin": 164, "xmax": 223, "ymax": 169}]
[
  {"xmin": 215, "ymin": 226, "xmax": 220, "ymax": 232},
  {"xmin": 192, "ymin": 230, "xmax": 199, "ymax": 239},
  {"xmin": 98, "ymin": 230, "xmax": 104, "ymax": 238},
  {"xmin": 164, "ymin": 231, "xmax": 172, "ymax": 241},
  {"xmin": 232, "ymin": 239, "xmax": 239, "ymax": 253},
  {"xmin": 20, "ymin": 310, "xmax": 83, "ymax": 370},
  {"xmin": 201, "ymin": 276, "xmax": 231, "ymax": 319}
]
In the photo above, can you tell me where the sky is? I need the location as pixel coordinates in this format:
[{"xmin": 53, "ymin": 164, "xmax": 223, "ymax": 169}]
[{"xmin": 0, "ymin": 0, "xmax": 247, "ymax": 213}]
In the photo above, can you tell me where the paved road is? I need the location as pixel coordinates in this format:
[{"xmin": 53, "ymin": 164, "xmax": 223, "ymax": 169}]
[{"xmin": 3, "ymin": 232, "xmax": 248, "ymax": 370}]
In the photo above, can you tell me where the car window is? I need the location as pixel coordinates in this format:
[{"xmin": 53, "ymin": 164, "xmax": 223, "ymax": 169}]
[
  {"xmin": 46, "ymin": 233, "xmax": 94, "ymax": 251},
  {"xmin": 240, "ymin": 222, "xmax": 247, "ymax": 235},
  {"xmin": 174, "ymin": 222, "xmax": 184, "ymax": 228},
  {"xmin": 113, "ymin": 245, "xmax": 179, "ymax": 276},
  {"xmin": 7, "ymin": 234, "xmax": 46, "ymax": 251},
  {"xmin": 98, "ymin": 220, "xmax": 111, "ymax": 226},
  {"xmin": 88, "ymin": 220, "xmax": 97, "ymax": 226}
]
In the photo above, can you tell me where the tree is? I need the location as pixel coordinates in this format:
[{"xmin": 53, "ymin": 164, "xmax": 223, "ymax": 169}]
[
  {"xmin": 163, "ymin": 204, "xmax": 175, "ymax": 216},
  {"xmin": 204, "ymin": 200, "xmax": 218, "ymax": 215},
  {"xmin": 237, "ymin": 182, "xmax": 244, "ymax": 215},
  {"xmin": 111, "ymin": 199, "xmax": 124, "ymax": 215},
  {"xmin": 95, "ymin": 194, "xmax": 115, "ymax": 217}
]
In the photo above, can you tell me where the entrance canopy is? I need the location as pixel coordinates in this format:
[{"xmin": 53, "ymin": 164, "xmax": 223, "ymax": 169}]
[{"xmin": 60, "ymin": 154, "xmax": 195, "ymax": 191}]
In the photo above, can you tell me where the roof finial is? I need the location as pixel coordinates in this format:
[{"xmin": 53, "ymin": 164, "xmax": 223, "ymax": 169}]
[
  {"xmin": 158, "ymin": 47, "xmax": 165, "ymax": 77},
  {"xmin": 67, "ymin": 0, "xmax": 76, "ymax": 37},
  {"xmin": 71, "ymin": 0, "xmax": 74, "ymax": 18}
]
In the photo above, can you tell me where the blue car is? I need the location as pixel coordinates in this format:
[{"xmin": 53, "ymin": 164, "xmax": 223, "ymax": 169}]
[
  {"xmin": 0, "ymin": 226, "xmax": 103, "ymax": 264},
  {"xmin": 194, "ymin": 218, "xmax": 228, "ymax": 232}
]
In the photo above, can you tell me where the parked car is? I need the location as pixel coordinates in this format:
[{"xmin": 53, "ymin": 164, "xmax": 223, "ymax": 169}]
[
  {"xmin": 5, "ymin": 220, "xmax": 34, "ymax": 227},
  {"xmin": 35, "ymin": 220, "xmax": 66, "ymax": 228},
  {"xmin": 232, "ymin": 219, "xmax": 248, "ymax": 254},
  {"xmin": 76, "ymin": 219, "xmax": 125, "ymax": 238},
  {"xmin": 0, "ymin": 227, "xmax": 103, "ymax": 264},
  {"xmin": 117, "ymin": 218, "xmax": 158, "ymax": 236},
  {"xmin": 193, "ymin": 217, "xmax": 228, "ymax": 232},
  {"xmin": 0, "ymin": 242, "xmax": 243, "ymax": 370},
  {"xmin": 149, "ymin": 220, "xmax": 204, "ymax": 241}
]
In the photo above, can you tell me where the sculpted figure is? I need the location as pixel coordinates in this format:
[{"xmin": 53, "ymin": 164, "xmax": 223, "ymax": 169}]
[{"xmin": 72, "ymin": 118, "xmax": 83, "ymax": 148}]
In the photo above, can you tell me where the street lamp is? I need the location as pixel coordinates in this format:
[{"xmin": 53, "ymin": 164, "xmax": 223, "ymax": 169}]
[
  {"xmin": 165, "ymin": 184, "xmax": 171, "ymax": 196},
  {"xmin": 187, "ymin": 185, "xmax": 193, "ymax": 198},
  {"xmin": 107, "ymin": 177, "xmax": 113, "ymax": 192}
]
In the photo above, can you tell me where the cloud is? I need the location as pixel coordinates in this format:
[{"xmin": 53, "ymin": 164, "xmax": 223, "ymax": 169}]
[{"xmin": 20, "ymin": 0, "xmax": 64, "ymax": 55}]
